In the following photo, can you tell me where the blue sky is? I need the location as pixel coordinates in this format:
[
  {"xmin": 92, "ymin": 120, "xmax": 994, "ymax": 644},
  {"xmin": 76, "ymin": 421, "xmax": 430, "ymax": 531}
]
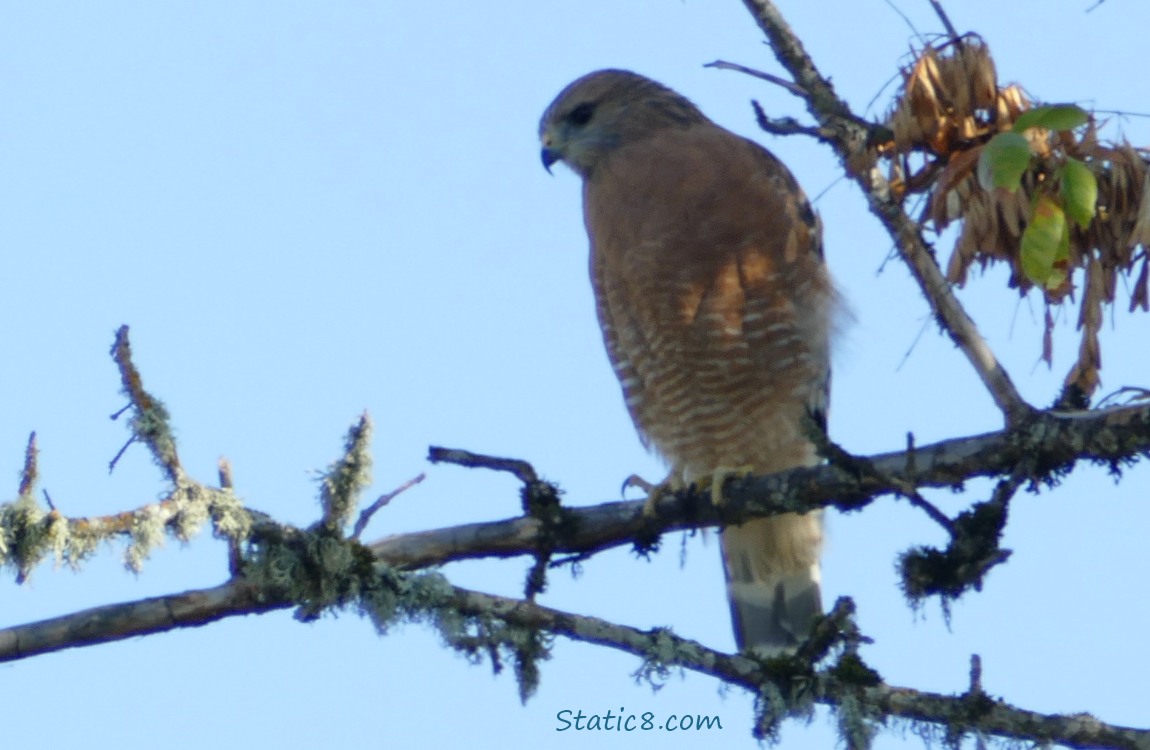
[{"xmin": 2, "ymin": 2, "xmax": 1148, "ymax": 747}]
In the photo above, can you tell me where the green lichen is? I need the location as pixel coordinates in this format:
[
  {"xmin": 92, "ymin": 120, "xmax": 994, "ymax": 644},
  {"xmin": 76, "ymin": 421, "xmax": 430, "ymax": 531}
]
[
  {"xmin": 125, "ymin": 504, "xmax": 166, "ymax": 572},
  {"xmin": 834, "ymin": 691, "xmax": 879, "ymax": 750},
  {"xmin": 753, "ymin": 680, "xmax": 788, "ymax": 742},
  {"xmin": 829, "ymin": 651, "xmax": 883, "ymax": 688},
  {"xmin": 209, "ymin": 490, "xmax": 253, "ymax": 542},
  {"xmin": 317, "ymin": 415, "xmax": 373, "ymax": 533},
  {"xmin": 170, "ymin": 486, "xmax": 211, "ymax": 542},
  {"xmin": 62, "ymin": 523, "xmax": 103, "ymax": 568},
  {"xmin": 1, "ymin": 494, "xmax": 50, "ymax": 579},
  {"xmin": 130, "ymin": 398, "xmax": 180, "ymax": 475}
]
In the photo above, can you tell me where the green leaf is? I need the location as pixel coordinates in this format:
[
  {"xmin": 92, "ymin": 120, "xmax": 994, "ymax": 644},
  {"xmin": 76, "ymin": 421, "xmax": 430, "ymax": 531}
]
[
  {"xmin": 1021, "ymin": 194, "xmax": 1070, "ymax": 289},
  {"xmin": 1012, "ymin": 104, "xmax": 1090, "ymax": 134},
  {"xmin": 1059, "ymin": 158, "xmax": 1097, "ymax": 228},
  {"xmin": 977, "ymin": 132, "xmax": 1031, "ymax": 192}
]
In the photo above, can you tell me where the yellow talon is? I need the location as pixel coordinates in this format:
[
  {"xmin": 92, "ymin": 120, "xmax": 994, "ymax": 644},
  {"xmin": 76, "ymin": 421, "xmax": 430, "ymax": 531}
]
[
  {"xmin": 625, "ymin": 466, "xmax": 754, "ymax": 514},
  {"xmin": 698, "ymin": 465, "xmax": 756, "ymax": 506},
  {"xmin": 623, "ymin": 473, "xmax": 684, "ymax": 517}
]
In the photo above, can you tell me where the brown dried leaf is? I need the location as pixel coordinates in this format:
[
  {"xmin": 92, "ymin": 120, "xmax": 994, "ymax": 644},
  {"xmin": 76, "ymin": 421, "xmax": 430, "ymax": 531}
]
[
  {"xmin": 1130, "ymin": 258, "xmax": 1150, "ymax": 313},
  {"xmin": 908, "ymin": 51, "xmax": 943, "ymax": 123},
  {"xmin": 1000, "ymin": 85, "xmax": 1030, "ymax": 123},
  {"xmin": 1077, "ymin": 118, "xmax": 1099, "ymax": 156},
  {"xmin": 930, "ymin": 151, "xmax": 982, "ymax": 227},
  {"xmin": 968, "ymin": 42, "xmax": 998, "ymax": 110},
  {"xmin": 947, "ymin": 228, "xmax": 974, "ymax": 285},
  {"xmin": 1065, "ymin": 256, "xmax": 1105, "ymax": 396},
  {"xmin": 1129, "ymin": 168, "xmax": 1150, "ymax": 248},
  {"xmin": 946, "ymin": 59, "xmax": 970, "ymax": 119}
]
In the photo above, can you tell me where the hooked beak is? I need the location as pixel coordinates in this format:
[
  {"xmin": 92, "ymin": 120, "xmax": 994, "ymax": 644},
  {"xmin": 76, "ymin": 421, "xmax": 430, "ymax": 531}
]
[{"xmin": 541, "ymin": 147, "xmax": 560, "ymax": 174}]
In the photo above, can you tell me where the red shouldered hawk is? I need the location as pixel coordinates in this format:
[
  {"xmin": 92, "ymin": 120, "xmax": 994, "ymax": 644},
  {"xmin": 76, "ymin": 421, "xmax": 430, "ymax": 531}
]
[{"xmin": 539, "ymin": 70, "xmax": 834, "ymax": 654}]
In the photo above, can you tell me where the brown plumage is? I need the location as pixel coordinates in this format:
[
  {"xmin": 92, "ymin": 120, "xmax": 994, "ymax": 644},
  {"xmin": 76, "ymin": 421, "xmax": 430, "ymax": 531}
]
[{"xmin": 539, "ymin": 69, "xmax": 834, "ymax": 654}]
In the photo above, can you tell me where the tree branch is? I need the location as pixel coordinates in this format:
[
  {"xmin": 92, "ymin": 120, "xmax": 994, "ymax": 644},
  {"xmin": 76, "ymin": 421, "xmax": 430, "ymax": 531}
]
[
  {"xmin": 0, "ymin": 580, "xmax": 284, "ymax": 661},
  {"xmin": 2, "ymin": 577, "xmax": 1145, "ymax": 748},
  {"xmin": 4, "ymin": 396, "xmax": 1148, "ymax": 745},
  {"xmin": 109, "ymin": 325, "xmax": 183, "ymax": 481},
  {"xmin": 704, "ymin": 59, "xmax": 806, "ymax": 96},
  {"xmin": 737, "ymin": 0, "xmax": 1033, "ymax": 426},
  {"xmin": 369, "ymin": 403, "xmax": 1150, "ymax": 569}
]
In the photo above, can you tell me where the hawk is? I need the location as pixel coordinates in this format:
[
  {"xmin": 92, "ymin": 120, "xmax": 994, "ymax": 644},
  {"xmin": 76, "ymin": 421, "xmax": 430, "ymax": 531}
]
[{"xmin": 539, "ymin": 69, "xmax": 834, "ymax": 654}]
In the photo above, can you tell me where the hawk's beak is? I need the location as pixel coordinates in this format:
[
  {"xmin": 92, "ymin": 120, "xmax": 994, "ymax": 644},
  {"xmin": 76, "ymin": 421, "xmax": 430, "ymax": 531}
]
[{"xmin": 541, "ymin": 147, "xmax": 560, "ymax": 174}]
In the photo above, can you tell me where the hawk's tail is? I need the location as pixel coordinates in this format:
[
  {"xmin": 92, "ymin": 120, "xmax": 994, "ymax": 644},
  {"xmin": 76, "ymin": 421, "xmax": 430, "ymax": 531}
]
[{"xmin": 720, "ymin": 512, "xmax": 823, "ymax": 655}]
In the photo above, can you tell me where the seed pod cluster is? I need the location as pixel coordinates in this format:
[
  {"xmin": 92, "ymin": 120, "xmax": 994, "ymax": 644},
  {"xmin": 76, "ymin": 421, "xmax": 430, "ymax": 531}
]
[{"xmin": 882, "ymin": 35, "xmax": 1150, "ymax": 397}]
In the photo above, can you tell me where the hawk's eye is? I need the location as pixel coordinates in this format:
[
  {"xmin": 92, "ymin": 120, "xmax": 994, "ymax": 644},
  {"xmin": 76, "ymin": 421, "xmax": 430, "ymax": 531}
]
[{"xmin": 567, "ymin": 102, "xmax": 596, "ymax": 127}]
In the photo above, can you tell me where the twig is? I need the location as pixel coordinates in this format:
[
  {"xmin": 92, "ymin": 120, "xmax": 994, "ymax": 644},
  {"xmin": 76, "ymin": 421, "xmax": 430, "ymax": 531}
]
[
  {"xmin": 904, "ymin": 491, "xmax": 956, "ymax": 535},
  {"xmin": 217, "ymin": 457, "xmax": 242, "ymax": 575},
  {"xmin": 107, "ymin": 436, "xmax": 137, "ymax": 474},
  {"xmin": 109, "ymin": 326, "xmax": 182, "ymax": 481},
  {"xmin": 881, "ymin": 0, "xmax": 923, "ymax": 40},
  {"xmin": 737, "ymin": 0, "xmax": 1034, "ymax": 427},
  {"xmin": 751, "ymin": 100, "xmax": 826, "ymax": 139},
  {"xmin": 428, "ymin": 446, "xmax": 538, "ymax": 484},
  {"xmin": 1096, "ymin": 386, "xmax": 1150, "ymax": 409},
  {"xmin": 968, "ymin": 654, "xmax": 984, "ymax": 697},
  {"xmin": 18, "ymin": 432, "xmax": 37, "ymax": 497},
  {"xmin": 426, "ymin": 446, "xmax": 564, "ymax": 599},
  {"xmin": 705, "ymin": 59, "xmax": 806, "ymax": 96},
  {"xmin": 927, "ymin": 0, "xmax": 961, "ymax": 45},
  {"xmin": 217, "ymin": 457, "xmax": 234, "ymax": 489},
  {"xmin": 805, "ymin": 416, "xmax": 955, "ymax": 535},
  {"xmin": 905, "ymin": 432, "xmax": 918, "ymax": 476},
  {"xmin": 350, "ymin": 473, "xmax": 426, "ymax": 540}
]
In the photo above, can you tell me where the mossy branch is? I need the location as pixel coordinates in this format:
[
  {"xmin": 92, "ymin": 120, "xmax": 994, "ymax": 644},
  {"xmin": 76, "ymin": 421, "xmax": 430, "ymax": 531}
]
[{"xmin": 2, "ymin": 570, "xmax": 1145, "ymax": 748}]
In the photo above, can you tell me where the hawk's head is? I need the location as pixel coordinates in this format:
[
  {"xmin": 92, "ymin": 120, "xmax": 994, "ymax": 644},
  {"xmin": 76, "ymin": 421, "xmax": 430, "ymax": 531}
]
[{"xmin": 538, "ymin": 69, "xmax": 708, "ymax": 177}]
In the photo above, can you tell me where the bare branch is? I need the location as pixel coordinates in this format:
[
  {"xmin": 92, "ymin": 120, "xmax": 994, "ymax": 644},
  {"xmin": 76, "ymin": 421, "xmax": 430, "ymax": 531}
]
[
  {"xmin": 18, "ymin": 432, "xmax": 37, "ymax": 498},
  {"xmin": 0, "ymin": 580, "xmax": 283, "ymax": 662},
  {"xmin": 928, "ymin": 0, "xmax": 961, "ymax": 44},
  {"xmin": 737, "ymin": 0, "xmax": 1033, "ymax": 426},
  {"xmin": 350, "ymin": 472, "xmax": 426, "ymax": 540},
  {"xmin": 217, "ymin": 457, "xmax": 234, "ymax": 489},
  {"xmin": 705, "ymin": 59, "xmax": 806, "ymax": 96},
  {"xmin": 429, "ymin": 446, "xmax": 538, "ymax": 484},
  {"xmin": 806, "ymin": 417, "xmax": 956, "ymax": 535},
  {"xmin": 751, "ymin": 100, "xmax": 827, "ymax": 139}
]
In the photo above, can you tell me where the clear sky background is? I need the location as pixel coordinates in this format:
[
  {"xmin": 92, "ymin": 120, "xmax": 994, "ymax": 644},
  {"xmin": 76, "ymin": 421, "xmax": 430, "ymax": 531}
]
[{"xmin": 2, "ymin": 2, "xmax": 1148, "ymax": 748}]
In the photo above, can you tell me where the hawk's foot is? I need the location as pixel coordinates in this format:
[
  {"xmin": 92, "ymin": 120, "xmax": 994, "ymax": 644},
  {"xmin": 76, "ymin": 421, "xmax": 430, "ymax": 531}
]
[
  {"xmin": 622, "ymin": 473, "xmax": 685, "ymax": 517},
  {"xmin": 694, "ymin": 465, "xmax": 756, "ymax": 506}
]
